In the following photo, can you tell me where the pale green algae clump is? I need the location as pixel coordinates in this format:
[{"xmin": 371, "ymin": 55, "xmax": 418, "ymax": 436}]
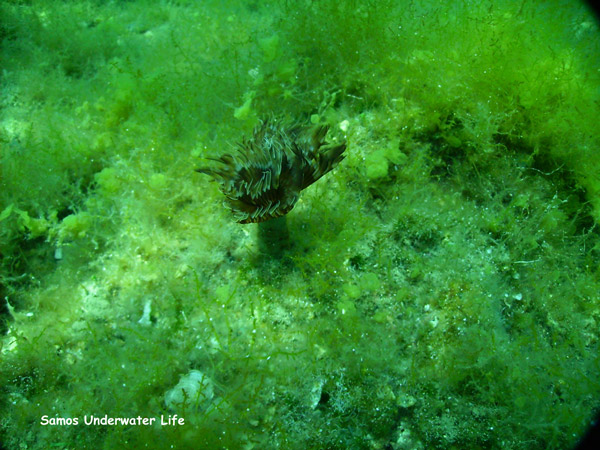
[{"xmin": 1, "ymin": 1, "xmax": 600, "ymax": 449}]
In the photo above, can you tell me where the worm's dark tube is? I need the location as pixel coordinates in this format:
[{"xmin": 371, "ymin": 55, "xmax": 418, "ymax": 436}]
[{"xmin": 257, "ymin": 216, "xmax": 290, "ymax": 258}]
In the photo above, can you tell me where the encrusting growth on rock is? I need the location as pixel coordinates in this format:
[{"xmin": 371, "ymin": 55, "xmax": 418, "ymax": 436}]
[{"xmin": 196, "ymin": 118, "xmax": 346, "ymax": 224}]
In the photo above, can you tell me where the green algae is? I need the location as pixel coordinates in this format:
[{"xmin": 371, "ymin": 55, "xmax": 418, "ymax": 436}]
[{"xmin": 1, "ymin": 1, "xmax": 600, "ymax": 449}]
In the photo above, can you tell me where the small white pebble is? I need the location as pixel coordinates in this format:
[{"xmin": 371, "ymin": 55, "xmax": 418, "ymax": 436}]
[{"xmin": 138, "ymin": 300, "xmax": 152, "ymax": 325}]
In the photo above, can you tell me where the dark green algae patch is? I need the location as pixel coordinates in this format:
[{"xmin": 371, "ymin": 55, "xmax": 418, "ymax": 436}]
[{"xmin": 1, "ymin": 1, "xmax": 600, "ymax": 449}]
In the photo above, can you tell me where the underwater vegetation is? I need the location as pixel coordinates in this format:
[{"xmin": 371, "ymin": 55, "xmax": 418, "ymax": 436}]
[{"xmin": 1, "ymin": 0, "xmax": 600, "ymax": 449}]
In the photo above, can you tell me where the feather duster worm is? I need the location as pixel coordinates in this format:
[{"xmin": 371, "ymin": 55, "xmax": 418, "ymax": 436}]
[{"xmin": 196, "ymin": 119, "xmax": 346, "ymax": 224}]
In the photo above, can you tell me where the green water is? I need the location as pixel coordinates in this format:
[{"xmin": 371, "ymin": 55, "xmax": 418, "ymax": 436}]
[{"xmin": 1, "ymin": 1, "xmax": 599, "ymax": 449}]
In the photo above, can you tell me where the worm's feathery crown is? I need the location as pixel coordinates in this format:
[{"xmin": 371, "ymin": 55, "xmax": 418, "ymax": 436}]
[{"xmin": 197, "ymin": 119, "xmax": 346, "ymax": 223}]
